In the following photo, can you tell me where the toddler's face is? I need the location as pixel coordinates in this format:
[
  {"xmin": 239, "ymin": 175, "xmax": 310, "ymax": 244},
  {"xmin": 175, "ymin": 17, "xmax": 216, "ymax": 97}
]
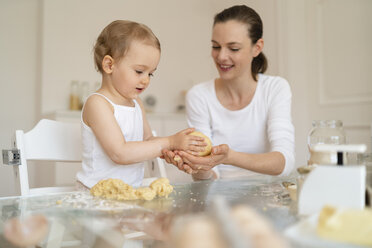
[{"xmin": 111, "ymin": 40, "xmax": 160, "ymax": 102}]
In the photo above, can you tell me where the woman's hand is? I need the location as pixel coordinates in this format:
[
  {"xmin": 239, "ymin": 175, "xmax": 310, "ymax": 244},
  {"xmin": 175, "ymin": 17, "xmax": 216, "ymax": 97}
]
[
  {"xmin": 168, "ymin": 128, "xmax": 207, "ymax": 155},
  {"xmin": 162, "ymin": 144, "xmax": 230, "ymax": 178},
  {"xmin": 161, "ymin": 149, "xmax": 196, "ymax": 174},
  {"xmin": 178, "ymin": 144, "xmax": 230, "ymax": 171}
]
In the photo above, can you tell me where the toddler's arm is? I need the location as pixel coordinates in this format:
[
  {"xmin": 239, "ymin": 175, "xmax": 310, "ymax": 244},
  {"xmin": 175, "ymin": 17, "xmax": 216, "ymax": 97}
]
[{"xmin": 83, "ymin": 96, "xmax": 206, "ymax": 165}]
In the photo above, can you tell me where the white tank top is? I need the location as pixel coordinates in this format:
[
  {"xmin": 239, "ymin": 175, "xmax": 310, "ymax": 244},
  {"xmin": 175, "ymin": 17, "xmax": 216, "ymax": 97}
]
[{"xmin": 76, "ymin": 93, "xmax": 145, "ymax": 188}]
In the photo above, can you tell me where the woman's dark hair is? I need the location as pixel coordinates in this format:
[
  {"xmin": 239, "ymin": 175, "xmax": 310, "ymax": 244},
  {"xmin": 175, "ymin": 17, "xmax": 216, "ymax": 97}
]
[{"xmin": 214, "ymin": 5, "xmax": 267, "ymax": 81}]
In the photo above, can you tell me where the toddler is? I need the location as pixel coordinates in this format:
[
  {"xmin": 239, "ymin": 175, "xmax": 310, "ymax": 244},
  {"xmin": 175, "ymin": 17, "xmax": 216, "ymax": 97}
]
[{"xmin": 76, "ymin": 20, "xmax": 206, "ymax": 189}]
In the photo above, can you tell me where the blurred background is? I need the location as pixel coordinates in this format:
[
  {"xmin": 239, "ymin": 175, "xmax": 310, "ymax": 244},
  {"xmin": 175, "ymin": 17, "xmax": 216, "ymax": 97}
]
[{"xmin": 1, "ymin": 0, "xmax": 371, "ymax": 196}]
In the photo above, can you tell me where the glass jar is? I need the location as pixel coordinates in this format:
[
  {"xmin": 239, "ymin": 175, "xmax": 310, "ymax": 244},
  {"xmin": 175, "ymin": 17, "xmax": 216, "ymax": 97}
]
[
  {"xmin": 307, "ymin": 120, "xmax": 346, "ymax": 165},
  {"xmin": 357, "ymin": 152, "xmax": 372, "ymax": 206},
  {"xmin": 69, "ymin": 80, "xmax": 80, "ymax": 110}
]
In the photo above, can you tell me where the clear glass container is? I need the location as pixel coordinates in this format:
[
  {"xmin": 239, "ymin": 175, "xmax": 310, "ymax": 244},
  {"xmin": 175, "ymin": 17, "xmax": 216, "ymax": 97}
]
[
  {"xmin": 69, "ymin": 80, "xmax": 80, "ymax": 110},
  {"xmin": 307, "ymin": 120, "xmax": 346, "ymax": 165},
  {"xmin": 357, "ymin": 152, "xmax": 372, "ymax": 205}
]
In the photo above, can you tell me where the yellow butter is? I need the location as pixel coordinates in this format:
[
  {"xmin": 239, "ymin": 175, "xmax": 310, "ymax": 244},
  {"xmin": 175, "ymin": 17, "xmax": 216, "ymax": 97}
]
[{"xmin": 317, "ymin": 205, "xmax": 372, "ymax": 246}]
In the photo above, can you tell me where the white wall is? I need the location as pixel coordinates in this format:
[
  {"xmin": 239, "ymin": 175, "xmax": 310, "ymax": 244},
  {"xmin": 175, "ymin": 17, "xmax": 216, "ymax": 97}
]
[
  {"xmin": 276, "ymin": 0, "xmax": 311, "ymax": 167},
  {"xmin": 41, "ymin": 0, "xmax": 213, "ymax": 114},
  {"xmin": 40, "ymin": 0, "xmax": 279, "ymax": 115},
  {"xmin": 0, "ymin": 0, "xmax": 41, "ymax": 196},
  {"xmin": 277, "ymin": 0, "xmax": 372, "ymax": 165}
]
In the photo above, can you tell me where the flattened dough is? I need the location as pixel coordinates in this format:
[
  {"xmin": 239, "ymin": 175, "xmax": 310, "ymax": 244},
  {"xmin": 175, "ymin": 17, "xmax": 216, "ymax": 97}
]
[
  {"xmin": 136, "ymin": 187, "xmax": 157, "ymax": 201},
  {"xmin": 90, "ymin": 178, "xmax": 173, "ymax": 201}
]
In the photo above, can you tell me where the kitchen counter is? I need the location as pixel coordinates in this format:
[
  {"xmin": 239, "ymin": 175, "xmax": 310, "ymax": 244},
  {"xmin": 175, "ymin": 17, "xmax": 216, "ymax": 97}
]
[{"xmin": 0, "ymin": 175, "xmax": 298, "ymax": 247}]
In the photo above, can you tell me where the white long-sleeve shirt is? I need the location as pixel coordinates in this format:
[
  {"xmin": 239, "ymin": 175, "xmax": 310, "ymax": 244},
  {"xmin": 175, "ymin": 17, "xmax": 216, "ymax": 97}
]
[{"xmin": 186, "ymin": 74, "xmax": 295, "ymax": 178}]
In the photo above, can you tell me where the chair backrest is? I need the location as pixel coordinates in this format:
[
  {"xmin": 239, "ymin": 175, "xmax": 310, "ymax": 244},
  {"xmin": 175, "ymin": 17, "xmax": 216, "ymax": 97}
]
[
  {"xmin": 14, "ymin": 119, "xmax": 82, "ymax": 196},
  {"xmin": 142, "ymin": 130, "xmax": 168, "ymax": 186},
  {"xmin": 151, "ymin": 130, "xmax": 167, "ymax": 178}
]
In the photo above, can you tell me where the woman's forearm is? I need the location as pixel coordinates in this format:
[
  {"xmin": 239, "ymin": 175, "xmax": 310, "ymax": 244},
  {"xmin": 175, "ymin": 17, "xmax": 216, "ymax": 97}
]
[
  {"xmin": 192, "ymin": 170, "xmax": 216, "ymax": 180},
  {"xmin": 177, "ymin": 145, "xmax": 286, "ymax": 177},
  {"xmin": 226, "ymin": 150, "xmax": 285, "ymax": 175}
]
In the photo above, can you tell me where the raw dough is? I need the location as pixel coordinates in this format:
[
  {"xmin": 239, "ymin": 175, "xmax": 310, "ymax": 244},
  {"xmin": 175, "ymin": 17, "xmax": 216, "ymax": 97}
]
[
  {"xmin": 317, "ymin": 205, "xmax": 372, "ymax": 246},
  {"xmin": 150, "ymin": 177, "xmax": 173, "ymax": 198},
  {"xmin": 90, "ymin": 178, "xmax": 137, "ymax": 200},
  {"xmin": 90, "ymin": 178, "xmax": 173, "ymax": 201},
  {"xmin": 174, "ymin": 155, "xmax": 181, "ymax": 162},
  {"xmin": 189, "ymin": 131, "xmax": 212, "ymax": 156},
  {"xmin": 136, "ymin": 187, "xmax": 157, "ymax": 201}
]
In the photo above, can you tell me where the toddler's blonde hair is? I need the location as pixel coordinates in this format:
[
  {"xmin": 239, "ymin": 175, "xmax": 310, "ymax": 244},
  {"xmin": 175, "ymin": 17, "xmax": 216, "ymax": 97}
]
[{"xmin": 94, "ymin": 20, "xmax": 161, "ymax": 73}]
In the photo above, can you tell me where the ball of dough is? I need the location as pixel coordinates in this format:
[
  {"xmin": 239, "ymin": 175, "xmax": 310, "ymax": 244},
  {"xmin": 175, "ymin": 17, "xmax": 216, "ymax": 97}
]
[{"xmin": 189, "ymin": 131, "xmax": 212, "ymax": 156}]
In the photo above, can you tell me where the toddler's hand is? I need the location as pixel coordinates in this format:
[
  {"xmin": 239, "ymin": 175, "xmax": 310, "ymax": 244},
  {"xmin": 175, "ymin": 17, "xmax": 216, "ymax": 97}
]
[{"xmin": 169, "ymin": 128, "xmax": 207, "ymax": 155}]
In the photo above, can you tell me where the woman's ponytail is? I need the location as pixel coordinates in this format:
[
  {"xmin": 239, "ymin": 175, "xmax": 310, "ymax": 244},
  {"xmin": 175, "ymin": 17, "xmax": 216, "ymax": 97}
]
[{"xmin": 251, "ymin": 52, "xmax": 267, "ymax": 81}]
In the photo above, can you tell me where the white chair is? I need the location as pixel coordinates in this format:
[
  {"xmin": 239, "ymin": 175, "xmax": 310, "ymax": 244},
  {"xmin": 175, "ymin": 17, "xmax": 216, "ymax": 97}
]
[
  {"xmin": 2, "ymin": 120, "xmax": 168, "ymax": 195},
  {"xmin": 1, "ymin": 119, "xmax": 82, "ymax": 248},
  {"xmin": 142, "ymin": 130, "xmax": 168, "ymax": 186},
  {"xmin": 2, "ymin": 119, "xmax": 82, "ymax": 196},
  {"xmin": 2, "ymin": 120, "xmax": 167, "ymax": 247}
]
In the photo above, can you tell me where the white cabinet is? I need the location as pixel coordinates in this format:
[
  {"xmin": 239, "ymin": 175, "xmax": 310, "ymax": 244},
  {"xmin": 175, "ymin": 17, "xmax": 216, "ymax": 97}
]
[
  {"xmin": 45, "ymin": 110, "xmax": 81, "ymax": 123},
  {"xmin": 145, "ymin": 112, "xmax": 188, "ymax": 136}
]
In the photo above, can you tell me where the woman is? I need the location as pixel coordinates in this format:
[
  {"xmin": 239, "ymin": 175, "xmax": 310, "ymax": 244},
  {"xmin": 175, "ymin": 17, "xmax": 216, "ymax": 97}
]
[{"xmin": 163, "ymin": 5, "xmax": 295, "ymax": 180}]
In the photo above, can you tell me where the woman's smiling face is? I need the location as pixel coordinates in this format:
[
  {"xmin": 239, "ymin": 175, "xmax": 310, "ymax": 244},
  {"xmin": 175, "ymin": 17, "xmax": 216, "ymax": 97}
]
[{"xmin": 211, "ymin": 20, "xmax": 258, "ymax": 81}]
